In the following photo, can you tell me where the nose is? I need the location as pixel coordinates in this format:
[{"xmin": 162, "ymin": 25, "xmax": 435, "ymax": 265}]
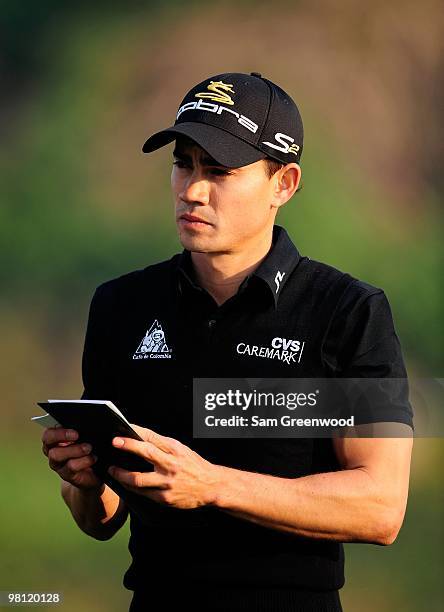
[{"xmin": 178, "ymin": 171, "xmax": 210, "ymax": 206}]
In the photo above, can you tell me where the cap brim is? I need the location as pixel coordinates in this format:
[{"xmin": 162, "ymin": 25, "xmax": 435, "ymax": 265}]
[{"xmin": 142, "ymin": 122, "xmax": 267, "ymax": 168}]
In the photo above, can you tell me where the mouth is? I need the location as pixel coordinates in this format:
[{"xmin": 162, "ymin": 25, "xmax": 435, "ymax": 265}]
[{"xmin": 178, "ymin": 214, "xmax": 212, "ymax": 227}]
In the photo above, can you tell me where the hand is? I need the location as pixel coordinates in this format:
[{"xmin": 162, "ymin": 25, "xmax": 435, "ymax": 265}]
[
  {"xmin": 107, "ymin": 424, "xmax": 221, "ymax": 510},
  {"xmin": 42, "ymin": 427, "xmax": 103, "ymax": 491}
]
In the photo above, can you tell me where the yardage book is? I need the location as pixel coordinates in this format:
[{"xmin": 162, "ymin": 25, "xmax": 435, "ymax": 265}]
[
  {"xmin": 32, "ymin": 399, "xmax": 207, "ymax": 527},
  {"xmin": 32, "ymin": 399, "xmax": 169, "ymax": 525},
  {"xmin": 33, "ymin": 399, "xmax": 151, "ymax": 472}
]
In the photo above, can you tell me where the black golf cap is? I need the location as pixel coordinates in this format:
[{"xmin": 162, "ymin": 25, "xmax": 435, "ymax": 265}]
[{"xmin": 142, "ymin": 72, "xmax": 303, "ymax": 168}]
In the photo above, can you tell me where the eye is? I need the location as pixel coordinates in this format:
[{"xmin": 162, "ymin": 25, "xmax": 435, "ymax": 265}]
[
  {"xmin": 173, "ymin": 160, "xmax": 186, "ymax": 168},
  {"xmin": 172, "ymin": 160, "xmax": 233, "ymax": 176},
  {"xmin": 209, "ymin": 168, "xmax": 233, "ymax": 176}
]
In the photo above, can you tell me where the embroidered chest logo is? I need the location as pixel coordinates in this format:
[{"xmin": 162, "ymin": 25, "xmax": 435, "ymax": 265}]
[
  {"xmin": 237, "ymin": 336, "xmax": 305, "ymax": 365},
  {"xmin": 133, "ymin": 320, "xmax": 172, "ymax": 359}
]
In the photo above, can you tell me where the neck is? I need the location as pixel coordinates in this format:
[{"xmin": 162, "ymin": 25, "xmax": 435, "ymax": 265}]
[{"xmin": 190, "ymin": 228, "xmax": 274, "ymax": 306}]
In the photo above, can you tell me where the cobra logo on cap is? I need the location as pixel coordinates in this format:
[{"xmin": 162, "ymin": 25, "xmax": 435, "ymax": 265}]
[
  {"xmin": 176, "ymin": 80, "xmax": 258, "ymax": 133},
  {"xmin": 195, "ymin": 81, "xmax": 235, "ymax": 106}
]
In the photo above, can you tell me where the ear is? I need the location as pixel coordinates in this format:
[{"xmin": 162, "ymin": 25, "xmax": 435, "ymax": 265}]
[{"xmin": 272, "ymin": 163, "xmax": 302, "ymax": 209}]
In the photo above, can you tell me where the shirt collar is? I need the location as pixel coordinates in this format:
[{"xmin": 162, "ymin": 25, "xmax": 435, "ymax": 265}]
[{"xmin": 175, "ymin": 224, "xmax": 301, "ymax": 309}]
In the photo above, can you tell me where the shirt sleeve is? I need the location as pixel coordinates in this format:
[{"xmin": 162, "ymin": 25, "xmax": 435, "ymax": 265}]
[
  {"xmin": 323, "ymin": 288, "xmax": 414, "ymax": 429},
  {"xmin": 80, "ymin": 284, "xmax": 118, "ymax": 401}
]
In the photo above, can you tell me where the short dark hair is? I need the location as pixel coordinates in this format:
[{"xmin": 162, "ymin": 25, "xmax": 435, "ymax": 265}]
[
  {"xmin": 263, "ymin": 157, "xmax": 285, "ymax": 179},
  {"xmin": 263, "ymin": 157, "xmax": 303, "ymax": 192}
]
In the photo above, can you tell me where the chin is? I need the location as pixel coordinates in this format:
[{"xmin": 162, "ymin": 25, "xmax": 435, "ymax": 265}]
[{"xmin": 178, "ymin": 232, "xmax": 212, "ymax": 253}]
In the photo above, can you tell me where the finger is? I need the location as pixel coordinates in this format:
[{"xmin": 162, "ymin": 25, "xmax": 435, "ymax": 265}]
[
  {"xmin": 66, "ymin": 455, "xmax": 98, "ymax": 473},
  {"xmin": 111, "ymin": 437, "xmax": 169, "ymax": 468},
  {"xmin": 48, "ymin": 443, "xmax": 93, "ymax": 466},
  {"xmin": 130, "ymin": 424, "xmax": 174, "ymax": 453},
  {"xmin": 42, "ymin": 440, "xmax": 74, "ymax": 457},
  {"xmin": 57, "ymin": 454, "xmax": 98, "ymax": 477},
  {"xmin": 108, "ymin": 466, "xmax": 167, "ymax": 489},
  {"xmin": 42, "ymin": 427, "xmax": 79, "ymax": 446}
]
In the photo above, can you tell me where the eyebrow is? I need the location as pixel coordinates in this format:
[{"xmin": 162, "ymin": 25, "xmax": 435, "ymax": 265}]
[{"xmin": 172, "ymin": 148, "xmax": 226, "ymax": 168}]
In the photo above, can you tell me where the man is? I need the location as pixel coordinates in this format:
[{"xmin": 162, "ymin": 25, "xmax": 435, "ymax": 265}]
[{"xmin": 41, "ymin": 72, "xmax": 413, "ymax": 612}]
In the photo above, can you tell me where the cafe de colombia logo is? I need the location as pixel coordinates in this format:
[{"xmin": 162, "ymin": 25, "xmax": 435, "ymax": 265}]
[{"xmin": 133, "ymin": 320, "xmax": 172, "ymax": 359}]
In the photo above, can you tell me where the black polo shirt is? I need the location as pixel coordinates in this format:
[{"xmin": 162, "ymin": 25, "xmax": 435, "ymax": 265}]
[{"xmin": 80, "ymin": 224, "xmax": 413, "ymax": 606}]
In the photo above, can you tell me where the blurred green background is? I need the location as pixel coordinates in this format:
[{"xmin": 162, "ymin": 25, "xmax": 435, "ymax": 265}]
[{"xmin": 1, "ymin": 1, "xmax": 442, "ymax": 610}]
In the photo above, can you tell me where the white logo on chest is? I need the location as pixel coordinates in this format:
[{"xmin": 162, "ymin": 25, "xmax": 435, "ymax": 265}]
[
  {"xmin": 133, "ymin": 319, "xmax": 172, "ymax": 359},
  {"xmin": 237, "ymin": 336, "xmax": 305, "ymax": 365}
]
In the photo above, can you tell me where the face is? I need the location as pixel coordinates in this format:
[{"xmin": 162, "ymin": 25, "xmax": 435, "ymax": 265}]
[{"xmin": 171, "ymin": 135, "xmax": 288, "ymax": 255}]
